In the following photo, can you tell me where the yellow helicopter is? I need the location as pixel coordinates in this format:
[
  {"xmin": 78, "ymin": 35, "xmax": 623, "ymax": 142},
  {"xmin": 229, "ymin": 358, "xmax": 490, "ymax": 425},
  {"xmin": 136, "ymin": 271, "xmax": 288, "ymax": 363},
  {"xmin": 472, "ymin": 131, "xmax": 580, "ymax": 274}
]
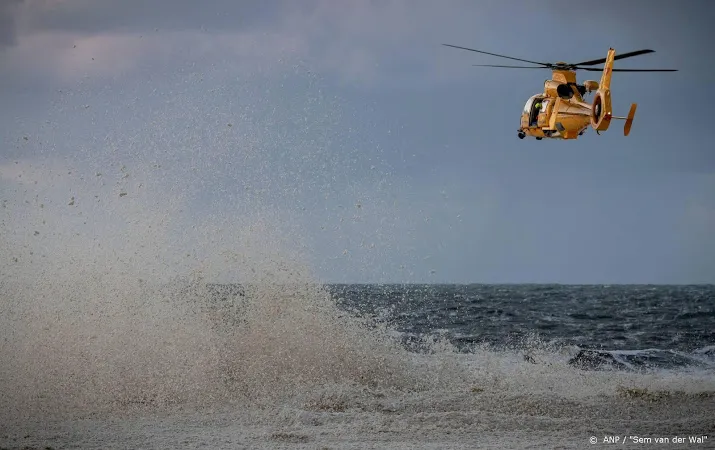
[{"xmin": 443, "ymin": 44, "xmax": 677, "ymax": 140}]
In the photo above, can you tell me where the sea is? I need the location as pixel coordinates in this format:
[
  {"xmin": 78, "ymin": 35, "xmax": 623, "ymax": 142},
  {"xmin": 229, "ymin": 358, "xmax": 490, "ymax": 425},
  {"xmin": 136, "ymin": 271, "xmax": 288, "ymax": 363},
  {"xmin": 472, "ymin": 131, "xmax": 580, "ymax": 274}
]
[
  {"xmin": 1, "ymin": 280, "xmax": 713, "ymax": 449},
  {"xmin": 328, "ymin": 283, "xmax": 715, "ymax": 372}
]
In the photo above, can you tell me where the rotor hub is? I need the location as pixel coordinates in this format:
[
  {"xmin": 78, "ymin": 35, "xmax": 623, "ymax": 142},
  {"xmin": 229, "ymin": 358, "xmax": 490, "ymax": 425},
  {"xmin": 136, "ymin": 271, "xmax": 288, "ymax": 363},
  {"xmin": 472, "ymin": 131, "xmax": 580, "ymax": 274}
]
[{"xmin": 550, "ymin": 62, "xmax": 576, "ymax": 71}]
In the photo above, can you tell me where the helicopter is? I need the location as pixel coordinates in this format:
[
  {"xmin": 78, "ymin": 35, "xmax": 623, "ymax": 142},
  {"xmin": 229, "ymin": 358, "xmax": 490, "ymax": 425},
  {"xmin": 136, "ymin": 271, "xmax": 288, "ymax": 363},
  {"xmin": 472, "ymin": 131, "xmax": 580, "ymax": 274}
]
[{"xmin": 442, "ymin": 44, "xmax": 677, "ymax": 140}]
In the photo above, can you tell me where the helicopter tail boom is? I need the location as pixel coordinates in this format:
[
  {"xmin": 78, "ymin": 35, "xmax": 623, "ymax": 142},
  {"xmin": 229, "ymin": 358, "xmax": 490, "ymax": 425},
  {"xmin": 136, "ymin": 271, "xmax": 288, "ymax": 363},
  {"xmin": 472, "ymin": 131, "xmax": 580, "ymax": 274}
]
[
  {"xmin": 590, "ymin": 48, "xmax": 616, "ymax": 133},
  {"xmin": 599, "ymin": 48, "xmax": 615, "ymax": 91}
]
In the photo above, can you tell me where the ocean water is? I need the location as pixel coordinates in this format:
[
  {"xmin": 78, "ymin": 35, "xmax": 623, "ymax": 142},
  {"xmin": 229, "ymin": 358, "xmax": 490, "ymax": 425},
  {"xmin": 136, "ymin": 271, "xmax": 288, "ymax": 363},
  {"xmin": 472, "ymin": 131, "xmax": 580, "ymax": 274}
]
[
  {"xmin": 1, "ymin": 278, "xmax": 713, "ymax": 449},
  {"xmin": 328, "ymin": 283, "xmax": 715, "ymax": 371}
]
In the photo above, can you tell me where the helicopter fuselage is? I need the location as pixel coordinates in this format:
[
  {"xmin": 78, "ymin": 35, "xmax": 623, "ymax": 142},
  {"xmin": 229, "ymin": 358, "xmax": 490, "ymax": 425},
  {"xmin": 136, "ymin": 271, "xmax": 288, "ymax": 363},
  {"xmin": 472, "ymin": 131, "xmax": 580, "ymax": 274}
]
[
  {"xmin": 518, "ymin": 96, "xmax": 592, "ymax": 140},
  {"xmin": 518, "ymin": 70, "xmax": 598, "ymax": 140}
]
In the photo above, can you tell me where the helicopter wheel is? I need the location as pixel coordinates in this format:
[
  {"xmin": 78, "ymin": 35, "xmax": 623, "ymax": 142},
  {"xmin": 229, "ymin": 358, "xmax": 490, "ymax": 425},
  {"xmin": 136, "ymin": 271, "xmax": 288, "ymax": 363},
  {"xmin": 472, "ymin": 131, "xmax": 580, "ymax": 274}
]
[
  {"xmin": 536, "ymin": 137, "xmax": 542, "ymax": 140},
  {"xmin": 518, "ymin": 132, "xmax": 525, "ymax": 139}
]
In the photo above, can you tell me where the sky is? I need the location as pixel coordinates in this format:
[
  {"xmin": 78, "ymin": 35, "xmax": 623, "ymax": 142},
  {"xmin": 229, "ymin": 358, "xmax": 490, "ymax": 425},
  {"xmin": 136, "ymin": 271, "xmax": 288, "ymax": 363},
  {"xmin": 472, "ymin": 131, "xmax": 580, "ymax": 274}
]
[{"xmin": 1, "ymin": 0, "xmax": 714, "ymax": 284}]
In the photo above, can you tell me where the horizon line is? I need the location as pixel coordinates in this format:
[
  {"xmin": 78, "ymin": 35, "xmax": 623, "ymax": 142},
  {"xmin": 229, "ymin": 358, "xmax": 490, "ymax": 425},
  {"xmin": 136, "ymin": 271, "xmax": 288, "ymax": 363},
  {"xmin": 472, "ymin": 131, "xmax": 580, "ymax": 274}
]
[{"xmin": 202, "ymin": 281, "xmax": 715, "ymax": 286}]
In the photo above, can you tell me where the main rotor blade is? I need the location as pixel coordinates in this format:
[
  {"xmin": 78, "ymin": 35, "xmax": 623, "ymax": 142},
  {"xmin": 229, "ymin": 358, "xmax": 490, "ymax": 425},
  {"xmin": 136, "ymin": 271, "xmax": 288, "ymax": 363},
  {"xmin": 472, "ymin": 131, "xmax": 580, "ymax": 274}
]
[
  {"xmin": 442, "ymin": 44, "xmax": 549, "ymax": 66},
  {"xmin": 574, "ymin": 49, "xmax": 655, "ymax": 66},
  {"xmin": 575, "ymin": 67, "xmax": 678, "ymax": 72},
  {"xmin": 472, "ymin": 64, "xmax": 546, "ymax": 69}
]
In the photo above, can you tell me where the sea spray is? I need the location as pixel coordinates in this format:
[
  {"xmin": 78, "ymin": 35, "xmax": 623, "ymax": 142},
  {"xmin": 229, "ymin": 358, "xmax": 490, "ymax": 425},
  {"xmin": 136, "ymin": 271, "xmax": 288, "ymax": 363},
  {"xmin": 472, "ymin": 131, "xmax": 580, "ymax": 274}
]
[{"xmin": 0, "ymin": 174, "xmax": 468, "ymax": 425}]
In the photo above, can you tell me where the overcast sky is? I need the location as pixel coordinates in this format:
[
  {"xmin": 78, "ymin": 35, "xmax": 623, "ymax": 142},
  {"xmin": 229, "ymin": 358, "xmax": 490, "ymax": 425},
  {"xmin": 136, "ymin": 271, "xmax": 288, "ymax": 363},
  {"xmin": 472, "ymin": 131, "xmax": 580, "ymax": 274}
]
[{"xmin": 1, "ymin": 0, "xmax": 714, "ymax": 284}]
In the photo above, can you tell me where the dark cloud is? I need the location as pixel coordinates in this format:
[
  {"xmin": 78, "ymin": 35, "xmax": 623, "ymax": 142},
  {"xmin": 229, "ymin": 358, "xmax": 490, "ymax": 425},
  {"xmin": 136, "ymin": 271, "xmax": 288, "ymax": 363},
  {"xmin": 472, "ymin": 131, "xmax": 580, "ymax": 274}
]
[
  {"xmin": 20, "ymin": 0, "xmax": 286, "ymax": 35},
  {"xmin": 544, "ymin": 0, "xmax": 714, "ymax": 76},
  {"xmin": 0, "ymin": 0, "xmax": 22, "ymax": 48}
]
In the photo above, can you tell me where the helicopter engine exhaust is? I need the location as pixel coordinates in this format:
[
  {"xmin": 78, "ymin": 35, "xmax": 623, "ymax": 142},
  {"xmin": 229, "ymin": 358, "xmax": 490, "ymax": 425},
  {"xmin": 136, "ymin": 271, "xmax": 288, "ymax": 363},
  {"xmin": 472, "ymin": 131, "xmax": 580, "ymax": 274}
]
[
  {"xmin": 544, "ymin": 80, "xmax": 576, "ymax": 100},
  {"xmin": 556, "ymin": 83, "xmax": 574, "ymax": 99}
]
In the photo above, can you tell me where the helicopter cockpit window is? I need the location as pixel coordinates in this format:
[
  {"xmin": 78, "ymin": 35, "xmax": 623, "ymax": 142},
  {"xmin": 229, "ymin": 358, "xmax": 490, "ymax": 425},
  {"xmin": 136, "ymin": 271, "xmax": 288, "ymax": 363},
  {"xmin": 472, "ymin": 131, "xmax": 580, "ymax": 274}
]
[
  {"xmin": 524, "ymin": 96, "xmax": 536, "ymax": 114},
  {"xmin": 524, "ymin": 94, "xmax": 543, "ymax": 115},
  {"xmin": 526, "ymin": 95, "xmax": 544, "ymax": 126}
]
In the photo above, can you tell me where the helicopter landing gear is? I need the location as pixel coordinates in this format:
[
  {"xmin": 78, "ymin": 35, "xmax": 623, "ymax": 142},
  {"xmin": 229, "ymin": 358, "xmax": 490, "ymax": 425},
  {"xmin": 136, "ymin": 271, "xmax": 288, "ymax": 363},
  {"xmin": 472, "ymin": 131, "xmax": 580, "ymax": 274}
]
[
  {"xmin": 535, "ymin": 137, "xmax": 543, "ymax": 140},
  {"xmin": 518, "ymin": 131, "xmax": 526, "ymax": 139}
]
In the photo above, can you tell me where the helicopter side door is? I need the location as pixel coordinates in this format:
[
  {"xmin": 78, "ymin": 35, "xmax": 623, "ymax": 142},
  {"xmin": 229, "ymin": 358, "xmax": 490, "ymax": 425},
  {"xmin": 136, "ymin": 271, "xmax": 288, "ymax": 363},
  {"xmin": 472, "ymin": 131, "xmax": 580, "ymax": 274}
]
[
  {"xmin": 524, "ymin": 95, "xmax": 547, "ymax": 127},
  {"xmin": 537, "ymin": 99, "xmax": 550, "ymax": 127},
  {"xmin": 522, "ymin": 94, "xmax": 541, "ymax": 129}
]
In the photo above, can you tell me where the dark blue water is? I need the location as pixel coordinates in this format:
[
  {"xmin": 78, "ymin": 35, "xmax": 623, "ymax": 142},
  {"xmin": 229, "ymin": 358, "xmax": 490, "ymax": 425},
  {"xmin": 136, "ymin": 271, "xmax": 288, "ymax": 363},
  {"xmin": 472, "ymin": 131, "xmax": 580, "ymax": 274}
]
[{"xmin": 324, "ymin": 284, "xmax": 715, "ymax": 371}]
